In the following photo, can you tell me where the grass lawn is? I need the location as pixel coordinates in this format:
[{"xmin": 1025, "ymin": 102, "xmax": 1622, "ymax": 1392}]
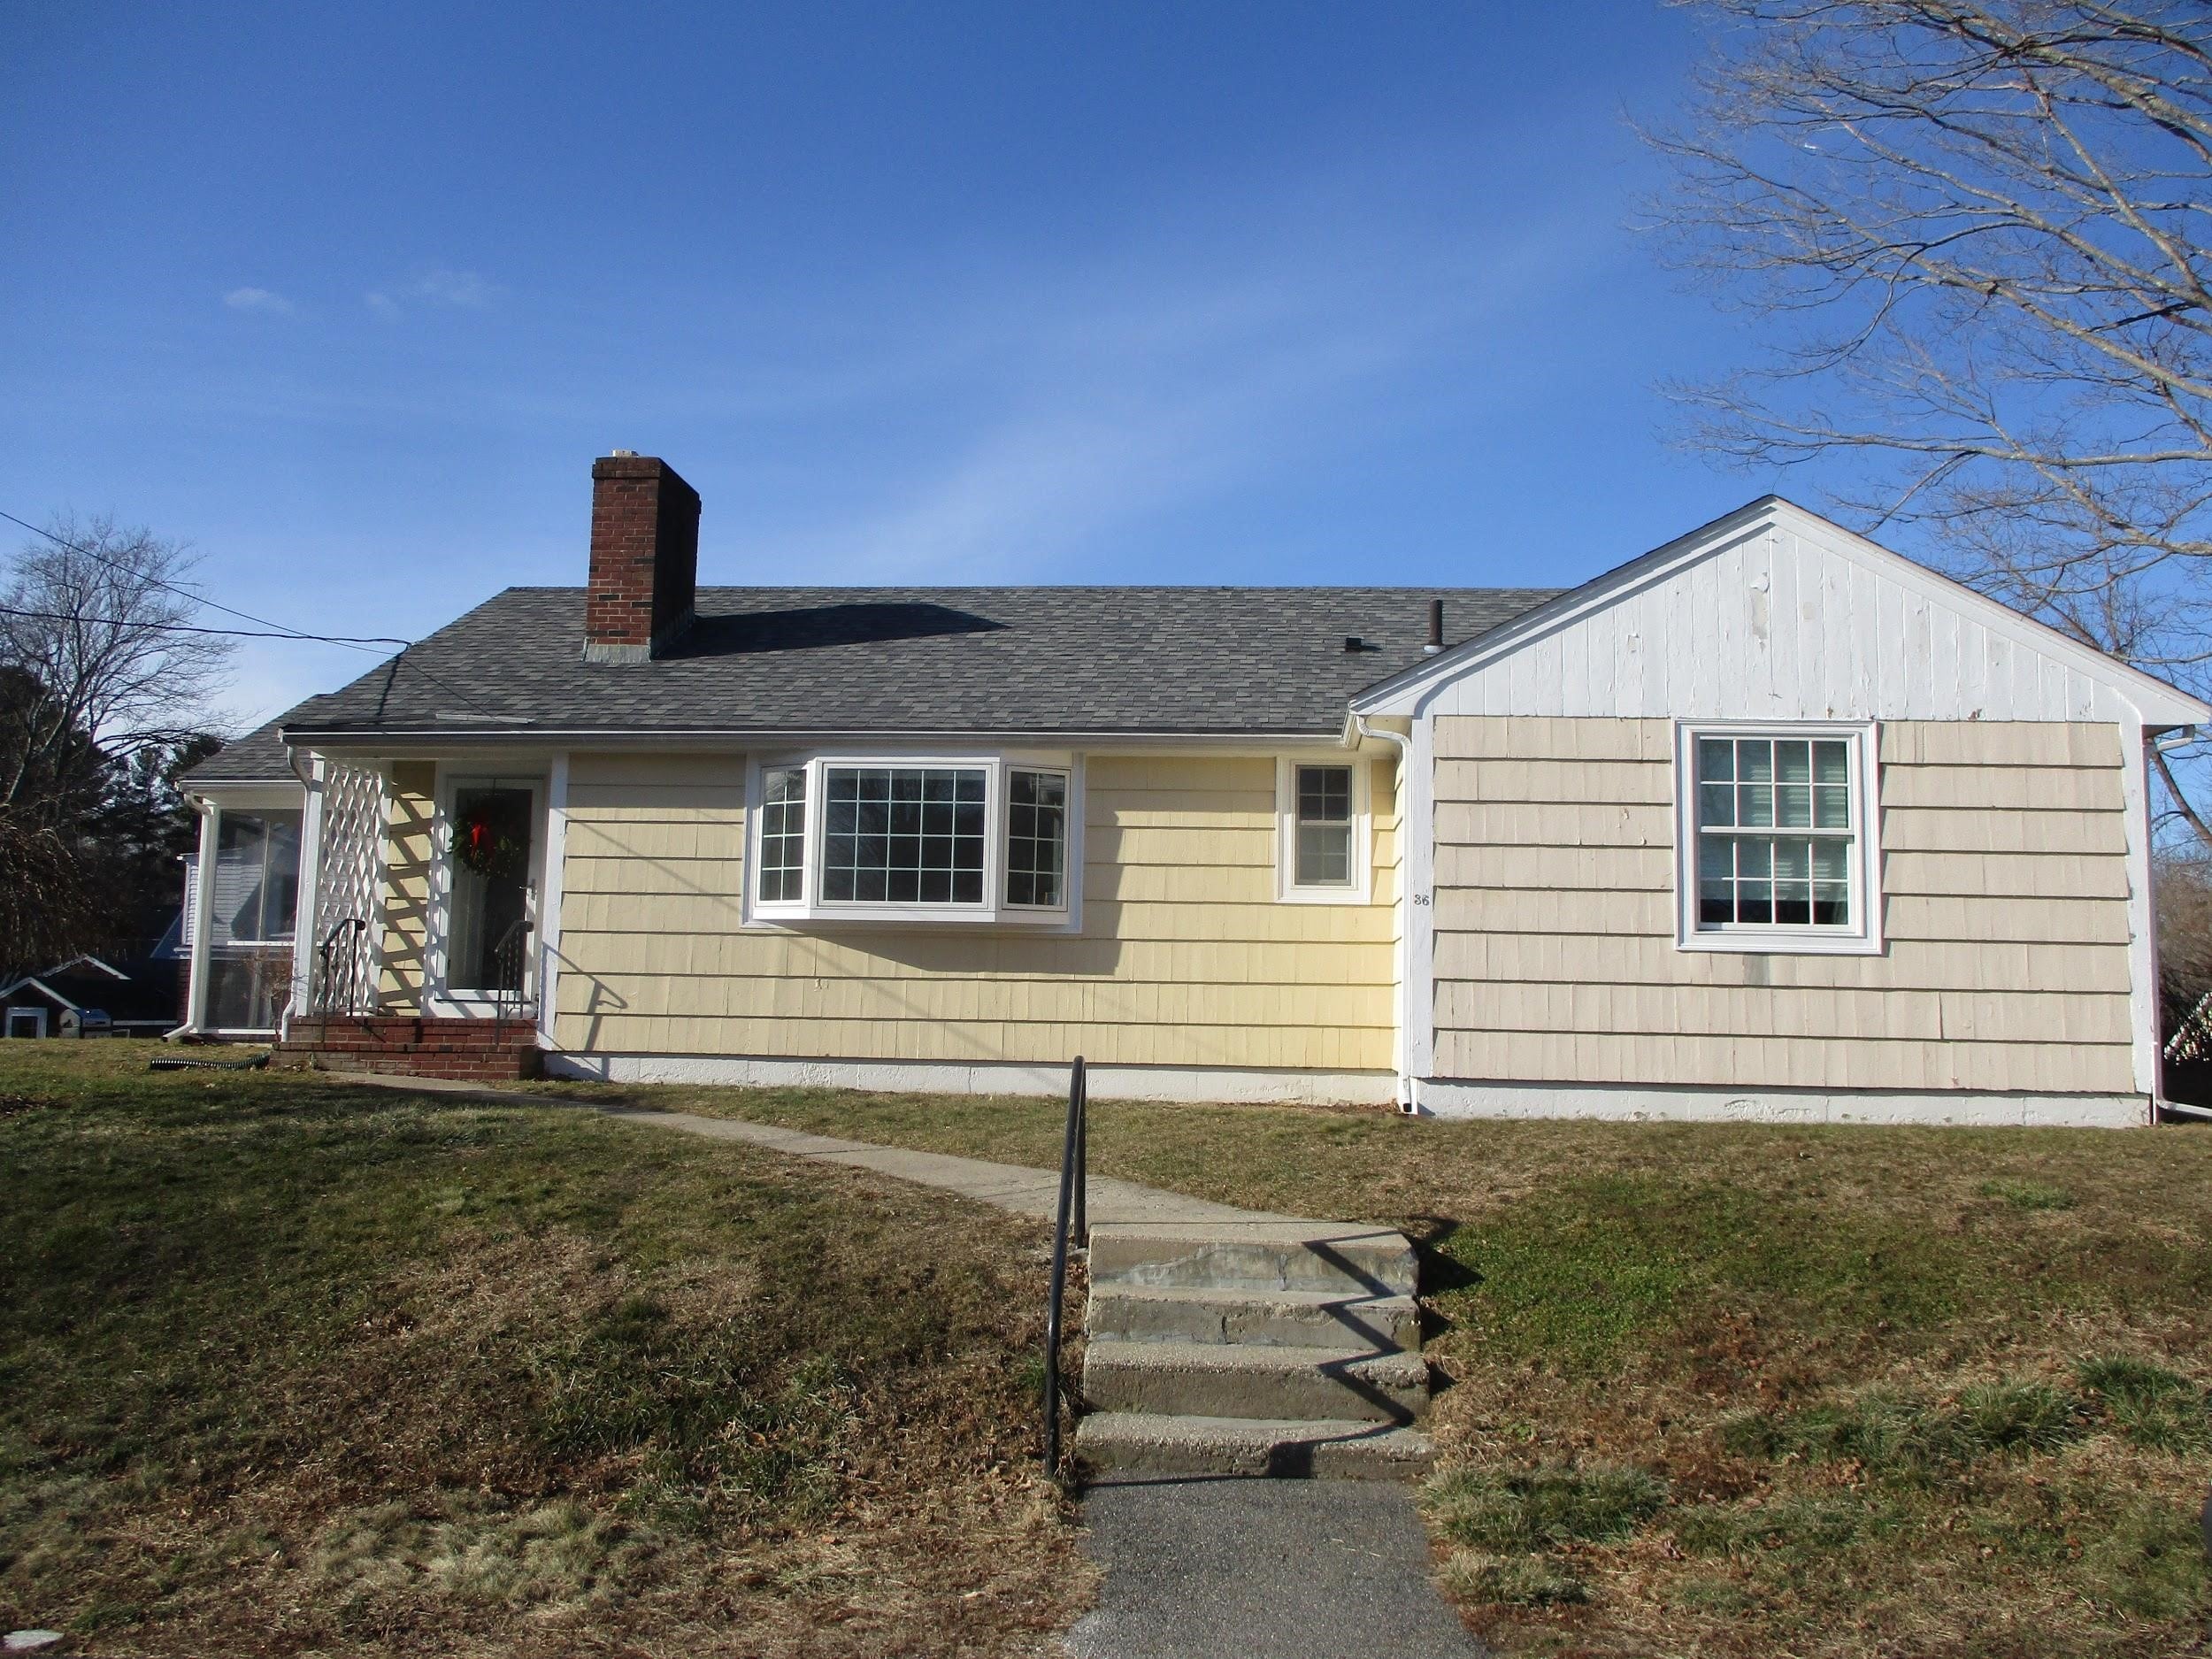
[
  {"xmin": 534, "ymin": 1076, "xmax": 2212, "ymax": 1659},
  {"xmin": 0, "ymin": 1044, "xmax": 1087, "ymax": 1656}
]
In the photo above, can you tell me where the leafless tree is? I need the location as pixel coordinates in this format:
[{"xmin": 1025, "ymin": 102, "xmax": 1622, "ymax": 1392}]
[
  {"xmin": 0, "ymin": 517, "xmax": 233, "ymax": 973},
  {"xmin": 0, "ymin": 514, "xmax": 234, "ymax": 823},
  {"xmin": 1647, "ymin": 1, "xmax": 2212, "ymax": 839}
]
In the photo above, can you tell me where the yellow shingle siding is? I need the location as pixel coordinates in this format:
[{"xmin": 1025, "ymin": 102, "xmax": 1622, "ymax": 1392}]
[
  {"xmin": 1429, "ymin": 717, "xmax": 2136, "ymax": 1094},
  {"xmin": 551, "ymin": 752, "xmax": 1398, "ymax": 1071}
]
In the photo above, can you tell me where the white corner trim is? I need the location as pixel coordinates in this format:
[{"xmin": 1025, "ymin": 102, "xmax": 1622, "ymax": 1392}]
[
  {"xmin": 1671, "ymin": 719, "xmax": 1886, "ymax": 956},
  {"xmin": 2118, "ymin": 714, "xmax": 2160, "ymax": 1110},
  {"xmin": 185, "ymin": 796, "xmax": 219, "ymax": 1033},
  {"xmin": 1415, "ymin": 1079, "xmax": 2149, "ymax": 1129},
  {"xmin": 288, "ymin": 756, "xmax": 328, "ymax": 1020},
  {"xmin": 538, "ymin": 753, "xmax": 571, "ymax": 1048},
  {"xmin": 544, "ymin": 1050, "xmax": 1399, "ymax": 1106},
  {"xmin": 1272, "ymin": 754, "xmax": 1374, "ymax": 904}
]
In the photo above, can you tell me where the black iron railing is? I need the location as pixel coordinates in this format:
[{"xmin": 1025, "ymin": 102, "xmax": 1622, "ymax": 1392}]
[
  {"xmin": 491, "ymin": 918, "xmax": 534, "ymax": 1024},
  {"xmin": 312, "ymin": 918, "xmax": 369, "ymax": 1015},
  {"xmin": 1043, "ymin": 1055, "xmax": 1088, "ymax": 1474}
]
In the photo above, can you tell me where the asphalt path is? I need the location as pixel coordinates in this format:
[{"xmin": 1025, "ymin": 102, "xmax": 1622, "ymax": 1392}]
[{"xmin": 1068, "ymin": 1477, "xmax": 1485, "ymax": 1659}]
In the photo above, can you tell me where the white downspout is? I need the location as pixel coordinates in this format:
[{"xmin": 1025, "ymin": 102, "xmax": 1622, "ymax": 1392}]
[{"xmin": 1354, "ymin": 715, "xmax": 1417, "ymax": 1114}]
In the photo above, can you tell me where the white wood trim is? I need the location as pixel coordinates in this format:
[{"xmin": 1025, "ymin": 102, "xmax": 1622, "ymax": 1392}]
[
  {"xmin": 288, "ymin": 757, "xmax": 327, "ymax": 1019},
  {"xmin": 185, "ymin": 797, "xmax": 219, "ymax": 1032},
  {"xmin": 1671, "ymin": 720, "xmax": 1886, "ymax": 956},
  {"xmin": 1273, "ymin": 755, "xmax": 1373, "ymax": 905},
  {"xmin": 1353, "ymin": 496, "xmax": 2212, "ymax": 728},
  {"xmin": 1405, "ymin": 714, "xmax": 1437, "ymax": 1084},
  {"xmin": 4, "ymin": 1007, "xmax": 50, "ymax": 1039},
  {"xmin": 2119, "ymin": 714, "xmax": 2160, "ymax": 1112},
  {"xmin": 537, "ymin": 752, "xmax": 570, "ymax": 1048}
]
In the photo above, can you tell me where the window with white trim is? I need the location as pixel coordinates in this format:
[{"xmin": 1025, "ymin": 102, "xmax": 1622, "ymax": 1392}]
[
  {"xmin": 757, "ymin": 766, "xmax": 807, "ymax": 902},
  {"xmin": 1678, "ymin": 725, "xmax": 1881, "ymax": 953},
  {"xmin": 749, "ymin": 755, "xmax": 1075, "ymax": 926},
  {"xmin": 1276, "ymin": 757, "xmax": 1371, "ymax": 903}
]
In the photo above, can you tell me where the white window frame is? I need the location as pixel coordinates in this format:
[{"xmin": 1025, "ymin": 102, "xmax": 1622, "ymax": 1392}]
[
  {"xmin": 1673, "ymin": 720, "xmax": 1884, "ymax": 956},
  {"xmin": 742, "ymin": 751, "xmax": 1081, "ymax": 931},
  {"xmin": 1275, "ymin": 756, "xmax": 1373, "ymax": 905}
]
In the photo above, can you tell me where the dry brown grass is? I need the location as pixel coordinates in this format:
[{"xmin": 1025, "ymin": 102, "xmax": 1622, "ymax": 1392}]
[
  {"xmin": 554, "ymin": 1078, "xmax": 2212, "ymax": 1658},
  {"xmin": 0, "ymin": 1043, "xmax": 1092, "ymax": 1655}
]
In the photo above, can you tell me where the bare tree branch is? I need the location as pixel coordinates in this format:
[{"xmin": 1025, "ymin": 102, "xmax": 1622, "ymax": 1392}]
[{"xmin": 1649, "ymin": 0, "xmax": 2212, "ymax": 843}]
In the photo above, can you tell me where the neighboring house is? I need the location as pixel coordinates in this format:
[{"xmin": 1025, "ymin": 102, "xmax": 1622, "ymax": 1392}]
[
  {"xmin": 2, "ymin": 954, "xmax": 179, "ymax": 1039},
  {"xmin": 177, "ymin": 452, "xmax": 2211, "ymax": 1126}
]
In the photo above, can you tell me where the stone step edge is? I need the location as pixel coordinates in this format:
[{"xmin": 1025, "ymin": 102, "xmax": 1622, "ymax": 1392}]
[
  {"xmin": 1072, "ymin": 1411, "xmax": 1436, "ymax": 1481},
  {"xmin": 1083, "ymin": 1337, "xmax": 1429, "ymax": 1380}
]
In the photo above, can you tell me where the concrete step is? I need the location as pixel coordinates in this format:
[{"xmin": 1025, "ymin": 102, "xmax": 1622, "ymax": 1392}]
[
  {"xmin": 1074, "ymin": 1410, "xmax": 1436, "ymax": 1481},
  {"xmin": 1087, "ymin": 1221, "xmax": 1418, "ymax": 1297},
  {"xmin": 1087, "ymin": 1284, "xmax": 1421, "ymax": 1351},
  {"xmin": 1083, "ymin": 1337, "xmax": 1430, "ymax": 1425}
]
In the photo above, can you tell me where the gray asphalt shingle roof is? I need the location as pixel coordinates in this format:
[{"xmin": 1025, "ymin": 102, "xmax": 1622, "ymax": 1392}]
[
  {"xmin": 181, "ymin": 718, "xmax": 298, "ymax": 786},
  {"xmin": 187, "ymin": 583, "xmax": 1560, "ymax": 783}
]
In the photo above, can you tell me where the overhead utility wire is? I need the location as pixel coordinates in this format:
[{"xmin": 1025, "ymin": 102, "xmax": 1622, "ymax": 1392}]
[
  {"xmin": 0, "ymin": 506, "xmax": 398, "ymax": 654},
  {"xmin": 0, "ymin": 603, "xmax": 421, "ymax": 645},
  {"xmin": 2, "ymin": 506, "xmax": 511, "ymax": 720}
]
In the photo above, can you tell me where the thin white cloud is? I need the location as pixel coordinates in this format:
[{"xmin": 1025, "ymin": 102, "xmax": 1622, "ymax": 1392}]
[
  {"xmin": 222, "ymin": 287, "xmax": 296, "ymax": 315},
  {"xmin": 408, "ymin": 266, "xmax": 498, "ymax": 308},
  {"xmin": 364, "ymin": 290, "xmax": 401, "ymax": 319}
]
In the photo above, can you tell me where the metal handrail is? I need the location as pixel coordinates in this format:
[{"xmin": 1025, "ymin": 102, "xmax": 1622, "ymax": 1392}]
[
  {"xmin": 313, "ymin": 917, "xmax": 368, "ymax": 1016},
  {"xmin": 490, "ymin": 918, "xmax": 534, "ymax": 1024},
  {"xmin": 1043, "ymin": 1056, "xmax": 1088, "ymax": 1474}
]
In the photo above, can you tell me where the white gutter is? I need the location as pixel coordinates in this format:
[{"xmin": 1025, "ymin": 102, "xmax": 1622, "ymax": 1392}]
[{"xmin": 1353, "ymin": 715, "xmax": 1418, "ymax": 1114}]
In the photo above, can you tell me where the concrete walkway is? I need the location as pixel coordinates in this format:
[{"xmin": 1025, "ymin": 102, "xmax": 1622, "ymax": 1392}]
[
  {"xmin": 349, "ymin": 1071, "xmax": 1271, "ymax": 1225},
  {"xmin": 346, "ymin": 1072, "xmax": 1480, "ymax": 1657}
]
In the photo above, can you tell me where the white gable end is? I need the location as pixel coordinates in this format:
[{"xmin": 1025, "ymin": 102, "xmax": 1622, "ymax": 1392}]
[{"xmin": 1356, "ymin": 500, "xmax": 2209, "ymax": 727}]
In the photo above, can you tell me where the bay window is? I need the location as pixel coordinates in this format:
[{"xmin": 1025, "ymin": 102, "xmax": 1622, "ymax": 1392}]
[{"xmin": 749, "ymin": 755, "xmax": 1076, "ymax": 926}]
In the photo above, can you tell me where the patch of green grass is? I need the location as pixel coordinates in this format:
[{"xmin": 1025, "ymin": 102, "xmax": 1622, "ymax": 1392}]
[
  {"xmin": 1440, "ymin": 1549, "xmax": 1588, "ymax": 1606},
  {"xmin": 2078, "ymin": 1496, "xmax": 2208, "ymax": 1620},
  {"xmin": 1722, "ymin": 1379, "xmax": 2082, "ymax": 1481},
  {"xmin": 1979, "ymin": 1177, "xmax": 2078, "ymax": 1210},
  {"xmin": 1672, "ymin": 1495, "xmax": 1867, "ymax": 1557},
  {"xmin": 1427, "ymin": 1460, "xmax": 1667, "ymax": 1550},
  {"xmin": 2078, "ymin": 1354, "xmax": 2212, "ymax": 1454}
]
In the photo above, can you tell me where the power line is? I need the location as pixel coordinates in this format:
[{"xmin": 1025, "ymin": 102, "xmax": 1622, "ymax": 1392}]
[
  {"xmin": 0, "ymin": 507, "xmax": 399, "ymax": 654},
  {"xmin": 0, "ymin": 603, "xmax": 418, "ymax": 645},
  {"xmin": 3, "ymin": 507, "xmax": 511, "ymax": 720}
]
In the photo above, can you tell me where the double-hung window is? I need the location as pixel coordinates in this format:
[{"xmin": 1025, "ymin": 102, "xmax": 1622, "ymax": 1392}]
[
  {"xmin": 749, "ymin": 756, "xmax": 1076, "ymax": 926},
  {"xmin": 1677, "ymin": 724, "xmax": 1880, "ymax": 953},
  {"xmin": 1277, "ymin": 758, "xmax": 1371, "ymax": 902}
]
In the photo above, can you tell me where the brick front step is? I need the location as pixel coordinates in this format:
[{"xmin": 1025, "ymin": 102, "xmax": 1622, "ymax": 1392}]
[{"xmin": 280, "ymin": 1016, "xmax": 544, "ymax": 1080}]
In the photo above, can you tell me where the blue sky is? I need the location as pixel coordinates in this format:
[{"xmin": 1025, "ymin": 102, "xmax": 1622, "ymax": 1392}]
[{"xmin": 2, "ymin": 2, "xmax": 1779, "ymax": 727}]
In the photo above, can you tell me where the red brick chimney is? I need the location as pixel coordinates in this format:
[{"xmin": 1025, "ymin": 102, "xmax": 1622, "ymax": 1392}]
[{"xmin": 584, "ymin": 451, "xmax": 701, "ymax": 663}]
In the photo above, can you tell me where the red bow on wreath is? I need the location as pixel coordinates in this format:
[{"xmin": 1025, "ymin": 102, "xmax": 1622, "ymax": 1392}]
[{"xmin": 455, "ymin": 800, "xmax": 527, "ymax": 880}]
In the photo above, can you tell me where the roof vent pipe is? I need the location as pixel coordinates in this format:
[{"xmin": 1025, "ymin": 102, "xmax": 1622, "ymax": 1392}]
[{"xmin": 1424, "ymin": 598, "xmax": 1444, "ymax": 655}]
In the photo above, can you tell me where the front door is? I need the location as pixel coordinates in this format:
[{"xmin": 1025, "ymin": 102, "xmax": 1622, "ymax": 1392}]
[{"xmin": 442, "ymin": 778, "xmax": 541, "ymax": 1010}]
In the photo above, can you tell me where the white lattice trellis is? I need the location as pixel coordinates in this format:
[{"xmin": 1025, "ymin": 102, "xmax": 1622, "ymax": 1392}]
[{"xmin": 310, "ymin": 760, "xmax": 385, "ymax": 1014}]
